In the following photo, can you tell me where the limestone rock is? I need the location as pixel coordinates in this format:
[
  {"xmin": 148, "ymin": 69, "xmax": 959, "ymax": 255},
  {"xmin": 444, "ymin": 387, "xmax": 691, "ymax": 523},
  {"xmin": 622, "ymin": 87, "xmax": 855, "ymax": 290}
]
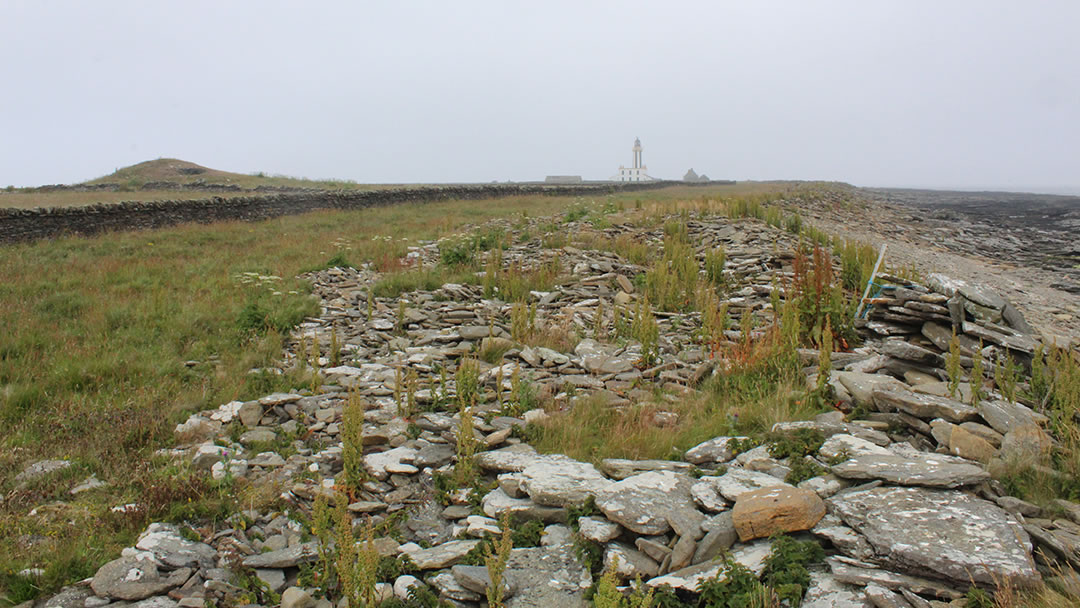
[
  {"xmin": 578, "ymin": 516, "xmax": 621, "ymax": 543},
  {"xmin": 402, "ymin": 539, "xmax": 480, "ymax": 570},
  {"xmin": 800, "ymin": 570, "xmax": 872, "ymax": 607},
  {"xmin": 831, "ymin": 454, "xmax": 989, "ymax": 488},
  {"xmin": 710, "ymin": 468, "xmax": 791, "ymax": 502},
  {"xmin": 519, "ymin": 459, "xmax": 612, "ymax": 507},
  {"xmin": 595, "ymin": 471, "xmax": 702, "ymax": 536},
  {"xmin": 872, "ymin": 388, "xmax": 978, "ymax": 423},
  {"xmin": 604, "ymin": 542, "xmax": 659, "ymax": 580},
  {"xmin": 646, "ymin": 540, "xmax": 771, "ymax": 591},
  {"xmin": 503, "ymin": 544, "xmax": 591, "ymax": 608},
  {"xmin": 731, "ymin": 486, "xmax": 826, "ymax": 541},
  {"xmin": 241, "ymin": 543, "xmax": 319, "ymax": 568},
  {"xmin": 280, "ymin": 587, "xmax": 315, "ymax": 608},
  {"xmin": 90, "ymin": 557, "xmax": 190, "ymax": 601},
  {"xmin": 692, "ymin": 512, "xmax": 737, "ymax": 565},
  {"xmin": 948, "ymin": 425, "xmax": 996, "ymax": 463},
  {"xmin": 134, "ymin": 523, "xmax": 216, "ymax": 569},
  {"xmin": 600, "ymin": 458, "xmax": 695, "ymax": 480},
  {"xmin": 819, "ymin": 434, "xmax": 891, "ymax": 461},
  {"xmin": 683, "ymin": 436, "xmax": 747, "ymax": 465},
  {"xmin": 828, "ymin": 486, "xmax": 1039, "ymax": 588},
  {"xmin": 836, "ymin": 372, "xmax": 908, "ymax": 408},
  {"xmin": 482, "ymin": 487, "xmax": 568, "ymax": 523}
]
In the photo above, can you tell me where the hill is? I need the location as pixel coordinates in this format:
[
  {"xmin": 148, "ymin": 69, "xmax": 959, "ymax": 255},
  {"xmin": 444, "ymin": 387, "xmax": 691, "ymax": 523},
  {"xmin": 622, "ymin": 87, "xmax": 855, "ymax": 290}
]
[
  {"xmin": 85, "ymin": 158, "xmax": 368, "ymax": 190},
  {"xmin": 86, "ymin": 158, "xmax": 243, "ymax": 185}
]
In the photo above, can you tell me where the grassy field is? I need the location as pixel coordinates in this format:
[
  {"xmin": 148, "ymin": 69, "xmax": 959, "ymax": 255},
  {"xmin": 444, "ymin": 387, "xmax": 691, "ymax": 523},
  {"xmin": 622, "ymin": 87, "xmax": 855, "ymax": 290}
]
[
  {"xmin": 0, "ymin": 184, "xmax": 779, "ymax": 602},
  {"xmin": 4, "ymin": 180, "xmax": 1074, "ymax": 607}
]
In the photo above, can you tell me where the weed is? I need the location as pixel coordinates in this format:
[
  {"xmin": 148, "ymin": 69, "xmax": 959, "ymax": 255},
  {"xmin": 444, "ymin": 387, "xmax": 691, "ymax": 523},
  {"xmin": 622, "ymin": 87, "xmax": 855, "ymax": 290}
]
[
  {"xmin": 484, "ymin": 513, "xmax": 513, "ymax": 608},
  {"xmin": 335, "ymin": 495, "xmax": 379, "ymax": 608},
  {"xmin": 704, "ymin": 247, "xmax": 727, "ymax": 289},
  {"xmin": 995, "ymin": 354, "xmax": 1019, "ymax": 403},
  {"xmin": 632, "ymin": 298, "xmax": 660, "ymax": 366},
  {"xmin": 970, "ymin": 341, "xmax": 986, "ymax": 405},
  {"xmin": 785, "ymin": 457, "xmax": 826, "ymax": 485},
  {"xmin": 947, "ymin": 330, "xmax": 963, "ymax": 400},
  {"xmin": 760, "ymin": 535, "xmax": 825, "ymax": 605},
  {"xmin": 645, "ymin": 230, "xmax": 698, "ymax": 312},
  {"xmin": 696, "ymin": 554, "xmax": 777, "ymax": 607},
  {"xmin": 766, "ymin": 428, "xmax": 826, "ymax": 460}
]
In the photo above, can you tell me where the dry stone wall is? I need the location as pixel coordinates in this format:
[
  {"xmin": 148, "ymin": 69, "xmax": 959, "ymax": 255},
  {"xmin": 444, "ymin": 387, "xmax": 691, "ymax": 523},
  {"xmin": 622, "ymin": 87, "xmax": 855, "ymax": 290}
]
[{"xmin": 0, "ymin": 181, "xmax": 692, "ymax": 244}]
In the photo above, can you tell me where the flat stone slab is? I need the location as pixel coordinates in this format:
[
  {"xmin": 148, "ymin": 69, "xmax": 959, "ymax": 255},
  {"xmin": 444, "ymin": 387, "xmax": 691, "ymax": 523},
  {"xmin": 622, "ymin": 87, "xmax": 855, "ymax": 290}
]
[
  {"xmin": 977, "ymin": 399, "xmax": 1045, "ymax": 435},
  {"xmin": 828, "ymin": 486, "xmax": 1039, "ymax": 588},
  {"xmin": 710, "ymin": 468, "xmax": 791, "ymax": 502},
  {"xmin": 504, "ymin": 544, "xmax": 591, "ymax": 608},
  {"xmin": 646, "ymin": 540, "xmax": 771, "ymax": 591},
  {"xmin": 818, "ymin": 434, "xmax": 891, "ymax": 461},
  {"xmin": 800, "ymin": 570, "xmax": 872, "ymax": 608},
  {"xmin": 599, "ymin": 458, "xmax": 695, "ymax": 480},
  {"xmin": 683, "ymin": 436, "xmax": 747, "ymax": 465},
  {"xmin": 830, "ymin": 454, "xmax": 989, "ymax": 488},
  {"xmin": 872, "ymin": 388, "xmax": 978, "ymax": 423},
  {"xmin": 482, "ymin": 487, "xmax": 568, "ymax": 523},
  {"xmin": 519, "ymin": 459, "xmax": 613, "ymax": 507},
  {"xmin": 364, "ymin": 446, "xmax": 418, "ymax": 480},
  {"xmin": 595, "ymin": 471, "xmax": 702, "ymax": 536},
  {"xmin": 241, "ymin": 543, "xmax": 319, "ymax": 568},
  {"xmin": 836, "ymin": 372, "xmax": 908, "ymax": 408},
  {"xmin": 476, "ymin": 444, "xmax": 571, "ymax": 473},
  {"xmin": 90, "ymin": 557, "xmax": 190, "ymax": 601},
  {"xmin": 402, "ymin": 539, "xmax": 480, "ymax": 570},
  {"xmin": 134, "ymin": 523, "xmax": 216, "ymax": 569},
  {"xmin": 826, "ymin": 557, "xmax": 963, "ymax": 600}
]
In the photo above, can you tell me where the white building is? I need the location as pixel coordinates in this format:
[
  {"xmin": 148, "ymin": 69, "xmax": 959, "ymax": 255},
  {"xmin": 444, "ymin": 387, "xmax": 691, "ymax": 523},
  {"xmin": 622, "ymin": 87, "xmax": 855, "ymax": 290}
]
[{"xmin": 611, "ymin": 137, "xmax": 657, "ymax": 182}]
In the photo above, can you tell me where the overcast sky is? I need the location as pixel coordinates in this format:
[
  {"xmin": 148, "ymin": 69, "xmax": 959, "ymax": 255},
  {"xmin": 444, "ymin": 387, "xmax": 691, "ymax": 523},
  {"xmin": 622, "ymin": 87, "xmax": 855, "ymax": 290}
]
[{"xmin": 2, "ymin": 1, "xmax": 1078, "ymax": 192}]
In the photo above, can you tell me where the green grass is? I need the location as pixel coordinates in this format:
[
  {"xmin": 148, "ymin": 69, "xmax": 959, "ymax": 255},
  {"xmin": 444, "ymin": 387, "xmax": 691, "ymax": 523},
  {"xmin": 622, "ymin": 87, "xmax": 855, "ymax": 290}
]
[{"xmin": 0, "ymin": 185, "xmax": 756, "ymax": 603}]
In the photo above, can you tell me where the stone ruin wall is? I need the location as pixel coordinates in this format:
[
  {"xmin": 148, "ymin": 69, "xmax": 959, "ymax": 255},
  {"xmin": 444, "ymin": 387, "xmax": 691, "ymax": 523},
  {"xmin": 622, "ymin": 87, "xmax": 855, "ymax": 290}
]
[{"xmin": 0, "ymin": 181, "xmax": 724, "ymax": 244}]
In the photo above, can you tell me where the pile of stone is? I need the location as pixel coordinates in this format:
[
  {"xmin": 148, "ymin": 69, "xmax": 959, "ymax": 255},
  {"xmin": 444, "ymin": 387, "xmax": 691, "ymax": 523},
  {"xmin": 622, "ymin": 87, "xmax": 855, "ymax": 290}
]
[{"xmin": 24, "ymin": 208, "xmax": 1080, "ymax": 608}]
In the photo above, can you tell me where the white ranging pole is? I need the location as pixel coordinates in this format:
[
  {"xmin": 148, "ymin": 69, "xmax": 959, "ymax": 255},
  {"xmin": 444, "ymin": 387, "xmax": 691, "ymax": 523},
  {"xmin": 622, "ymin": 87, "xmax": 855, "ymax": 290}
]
[{"xmin": 855, "ymin": 244, "xmax": 888, "ymax": 319}]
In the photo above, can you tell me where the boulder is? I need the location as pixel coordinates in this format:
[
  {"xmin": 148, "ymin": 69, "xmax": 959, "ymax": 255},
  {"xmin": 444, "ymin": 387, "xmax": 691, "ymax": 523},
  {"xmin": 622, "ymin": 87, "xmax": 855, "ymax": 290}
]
[
  {"xmin": 693, "ymin": 513, "xmax": 737, "ymax": 565},
  {"xmin": 577, "ymin": 516, "xmax": 621, "ymax": 543},
  {"xmin": 731, "ymin": 486, "xmax": 826, "ymax": 541},
  {"xmin": 828, "ymin": 486, "xmax": 1039, "ymax": 588}
]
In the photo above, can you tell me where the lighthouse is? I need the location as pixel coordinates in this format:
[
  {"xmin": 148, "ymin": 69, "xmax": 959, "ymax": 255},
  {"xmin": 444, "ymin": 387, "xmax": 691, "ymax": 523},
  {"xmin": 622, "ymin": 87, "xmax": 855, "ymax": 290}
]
[{"xmin": 612, "ymin": 137, "xmax": 656, "ymax": 182}]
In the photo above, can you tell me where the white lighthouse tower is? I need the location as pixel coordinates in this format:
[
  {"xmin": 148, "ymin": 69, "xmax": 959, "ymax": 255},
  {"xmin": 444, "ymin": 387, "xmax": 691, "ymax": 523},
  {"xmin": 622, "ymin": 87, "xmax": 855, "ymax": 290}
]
[{"xmin": 612, "ymin": 137, "xmax": 656, "ymax": 182}]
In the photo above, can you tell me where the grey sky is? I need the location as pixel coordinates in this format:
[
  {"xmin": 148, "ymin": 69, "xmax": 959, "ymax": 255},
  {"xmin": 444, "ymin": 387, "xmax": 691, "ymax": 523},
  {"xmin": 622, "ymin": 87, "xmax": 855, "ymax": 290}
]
[{"xmin": 2, "ymin": 1, "xmax": 1078, "ymax": 192}]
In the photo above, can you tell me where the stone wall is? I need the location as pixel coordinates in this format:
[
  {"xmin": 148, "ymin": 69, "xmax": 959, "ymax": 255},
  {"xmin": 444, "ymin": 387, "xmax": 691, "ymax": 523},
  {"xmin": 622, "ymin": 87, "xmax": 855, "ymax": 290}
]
[{"xmin": 0, "ymin": 181, "xmax": 702, "ymax": 244}]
